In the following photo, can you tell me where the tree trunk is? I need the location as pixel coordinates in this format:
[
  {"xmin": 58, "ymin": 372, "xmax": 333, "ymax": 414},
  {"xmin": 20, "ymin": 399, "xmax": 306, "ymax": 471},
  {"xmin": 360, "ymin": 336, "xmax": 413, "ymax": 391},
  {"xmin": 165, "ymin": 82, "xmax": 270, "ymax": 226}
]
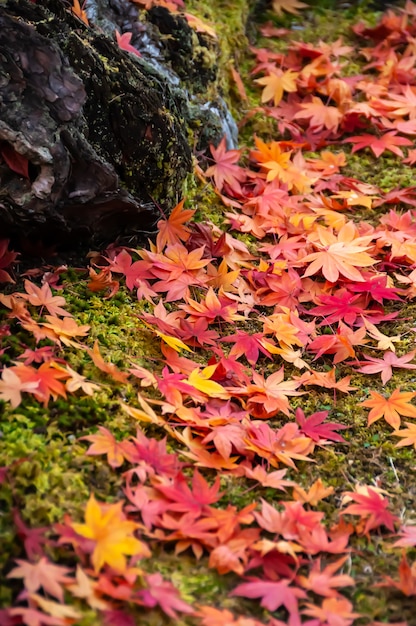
[{"xmin": 0, "ymin": 0, "xmax": 195, "ymax": 246}]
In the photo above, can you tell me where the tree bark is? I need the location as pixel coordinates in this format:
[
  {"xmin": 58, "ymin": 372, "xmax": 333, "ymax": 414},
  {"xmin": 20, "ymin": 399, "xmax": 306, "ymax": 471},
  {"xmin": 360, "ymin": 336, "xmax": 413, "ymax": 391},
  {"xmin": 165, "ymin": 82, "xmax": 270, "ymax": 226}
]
[{"xmin": 0, "ymin": 0, "xmax": 194, "ymax": 245}]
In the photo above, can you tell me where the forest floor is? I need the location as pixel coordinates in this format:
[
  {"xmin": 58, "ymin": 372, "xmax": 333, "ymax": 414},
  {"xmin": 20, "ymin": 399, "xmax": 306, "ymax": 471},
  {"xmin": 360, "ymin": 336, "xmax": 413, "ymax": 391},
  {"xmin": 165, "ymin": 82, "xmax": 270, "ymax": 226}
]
[{"xmin": 2, "ymin": 1, "xmax": 416, "ymax": 625}]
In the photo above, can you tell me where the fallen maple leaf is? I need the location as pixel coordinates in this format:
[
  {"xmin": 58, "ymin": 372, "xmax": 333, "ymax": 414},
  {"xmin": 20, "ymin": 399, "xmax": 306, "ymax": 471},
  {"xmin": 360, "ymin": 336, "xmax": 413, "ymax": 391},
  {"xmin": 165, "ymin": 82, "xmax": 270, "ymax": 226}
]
[
  {"xmin": 271, "ymin": 0, "xmax": 308, "ymax": 16},
  {"xmin": 71, "ymin": 0, "xmax": 89, "ymax": 25},
  {"xmin": 295, "ymin": 407, "xmax": 348, "ymax": 443},
  {"xmin": 81, "ymin": 426, "xmax": 131, "ymax": 468},
  {"xmin": 41, "ymin": 316, "xmax": 90, "ymax": 347},
  {"xmin": 115, "ymin": 30, "xmax": 141, "ymax": 57},
  {"xmin": 12, "ymin": 510, "xmax": 49, "ymax": 561},
  {"xmin": 292, "ymin": 478, "xmax": 334, "ymax": 505},
  {"xmin": 377, "ymin": 553, "xmax": 416, "ymax": 596},
  {"xmin": 303, "ymin": 222, "xmax": 376, "ymax": 283},
  {"xmin": 340, "ymin": 487, "xmax": 398, "ymax": 534},
  {"xmin": 294, "ymin": 96, "xmax": 343, "ymax": 133},
  {"xmin": 360, "ymin": 388, "xmax": 416, "ymax": 429},
  {"xmin": 71, "ymin": 494, "xmax": 150, "ymax": 572},
  {"xmin": 255, "ymin": 69, "xmax": 299, "ymax": 106},
  {"xmin": 64, "ymin": 365, "xmax": 101, "ymax": 396},
  {"xmin": 297, "ymin": 556, "xmax": 354, "ymax": 597},
  {"xmin": 0, "ymin": 144, "xmax": 30, "ymax": 179},
  {"xmin": 393, "ymin": 421, "xmax": 416, "ymax": 449},
  {"xmin": 184, "ymin": 12, "xmax": 217, "ymax": 39},
  {"xmin": 156, "ymin": 199, "xmax": 196, "ymax": 251},
  {"xmin": 7, "ymin": 557, "xmax": 73, "ymax": 602},
  {"xmin": 205, "ymin": 138, "xmax": 246, "ymax": 193},
  {"xmin": 0, "ymin": 367, "xmax": 39, "ymax": 408},
  {"xmin": 29, "ymin": 594, "xmax": 82, "ymax": 621},
  {"xmin": 344, "ymin": 131, "xmax": 412, "ymax": 157},
  {"xmin": 153, "ymin": 470, "xmax": 222, "ymax": 515},
  {"xmin": 231, "ymin": 578, "xmax": 306, "ymax": 626},
  {"xmin": 66, "ymin": 565, "xmax": 110, "ymax": 611},
  {"xmin": 303, "ymin": 597, "xmax": 360, "ymax": 626},
  {"xmin": 137, "ymin": 572, "xmax": 194, "ymax": 618},
  {"xmin": 87, "ymin": 340, "xmax": 129, "ymax": 383},
  {"xmin": 186, "ymin": 364, "xmax": 229, "ymax": 399},
  {"xmin": 0, "ymin": 239, "xmax": 18, "ymax": 284},
  {"xmin": 23, "ymin": 280, "xmax": 71, "ymax": 317},
  {"xmin": 356, "ymin": 350, "xmax": 416, "ymax": 385}
]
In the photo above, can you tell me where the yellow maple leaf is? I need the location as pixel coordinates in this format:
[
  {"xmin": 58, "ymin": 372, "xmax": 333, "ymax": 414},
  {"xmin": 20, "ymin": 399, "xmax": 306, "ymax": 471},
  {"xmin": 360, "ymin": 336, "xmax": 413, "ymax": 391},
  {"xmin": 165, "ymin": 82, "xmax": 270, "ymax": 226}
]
[
  {"xmin": 303, "ymin": 221, "xmax": 376, "ymax": 283},
  {"xmin": 255, "ymin": 69, "xmax": 299, "ymax": 106},
  {"xmin": 186, "ymin": 365, "xmax": 229, "ymax": 399},
  {"xmin": 72, "ymin": 495, "xmax": 150, "ymax": 573}
]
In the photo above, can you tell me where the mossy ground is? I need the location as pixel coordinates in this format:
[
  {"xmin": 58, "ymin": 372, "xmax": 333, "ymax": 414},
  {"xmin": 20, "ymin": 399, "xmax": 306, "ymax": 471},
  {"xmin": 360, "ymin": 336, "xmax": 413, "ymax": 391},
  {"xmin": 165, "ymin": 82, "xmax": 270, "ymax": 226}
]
[{"xmin": 2, "ymin": 0, "xmax": 416, "ymax": 624}]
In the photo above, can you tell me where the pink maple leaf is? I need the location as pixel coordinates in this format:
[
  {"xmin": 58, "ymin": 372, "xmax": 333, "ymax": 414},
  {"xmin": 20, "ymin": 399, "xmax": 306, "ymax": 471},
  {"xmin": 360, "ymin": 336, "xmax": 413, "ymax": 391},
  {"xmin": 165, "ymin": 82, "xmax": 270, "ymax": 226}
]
[
  {"xmin": 355, "ymin": 350, "xmax": 416, "ymax": 384},
  {"xmin": 231, "ymin": 578, "xmax": 306, "ymax": 626},
  {"xmin": 138, "ymin": 573, "xmax": 194, "ymax": 618}
]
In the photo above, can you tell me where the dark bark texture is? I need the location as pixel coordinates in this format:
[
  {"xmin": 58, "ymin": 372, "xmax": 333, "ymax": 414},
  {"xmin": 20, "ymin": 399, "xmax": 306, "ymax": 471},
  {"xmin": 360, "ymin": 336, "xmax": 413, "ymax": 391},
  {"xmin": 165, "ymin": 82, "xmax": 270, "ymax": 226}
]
[{"xmin": 0, "ymin": 0, "xmax": 194, "ymax": 245}]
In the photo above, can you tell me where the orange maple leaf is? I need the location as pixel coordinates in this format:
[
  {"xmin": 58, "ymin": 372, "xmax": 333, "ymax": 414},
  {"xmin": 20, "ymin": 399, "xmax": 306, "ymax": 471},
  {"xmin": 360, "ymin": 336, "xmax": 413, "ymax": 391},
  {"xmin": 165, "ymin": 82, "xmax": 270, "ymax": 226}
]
[
  {"xmin": 303, "ymin": 597, "xmax": 361, "ymax": 625},
  {"xmin": 0, "ymin": 367, "xmax": 39, "ymax": 408},
  {"xmin": 360, "ymin": 388, "xmax": 416, "ymax": 429},
  {"xmin": 41, "ymin": 316, "xmax": 90, "ymax": 347},
  {"xmin": 271, "ymin": 0, "xmax": 308, "ymax": 16},
  {"xmin": 180, "ymin": 287, "xmax": 244, "ymax": 323},
  {"xmin": 244, "ymin": 367, "xmax": 305, "ymax": 418},
  {"xmin": 294, "ymin": 96, "xmax": 343, "ymax": 133},
  {"xmin": 156, "ymin": 200, "xmax": 196, "ymax": 251},
  {"xmin": 13, "ymin": 362, "xmax": 68, "ymax": 407},
  {"xmin": 292, "ymin": 478, "xmax": 334, "ymax": 506},
  {"xmin": 71, "ymin": 0, "xmax": 89, "ymax": 25},
  {"xmin": 393, "ymin": 421, "xmax": 416, "ymax": 449},
  {"xmin": 81, "ymin": 426, "xmax": 131, "ymax": 468},
  {"xmin": 87, "ymin": 341, "xmax": 129, "ymax": 384}
]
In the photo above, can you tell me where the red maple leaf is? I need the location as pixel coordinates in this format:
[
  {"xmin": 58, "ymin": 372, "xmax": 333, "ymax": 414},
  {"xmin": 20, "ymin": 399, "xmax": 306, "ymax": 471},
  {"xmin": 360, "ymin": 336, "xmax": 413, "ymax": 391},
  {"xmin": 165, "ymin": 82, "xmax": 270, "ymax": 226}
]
[
  {"xmin": 126, "ymin": 431, "xmax": 182, "ymax": 479},
  {"xmin": 115, "ymin": 30, "xmax": 141, "ymax": 57},
  {"xmin": 348, "ymin": 274, "xmax": 403, "ymax": 304},
  {"xmin": 12, "ymin": 510, "xmax": 49, "ymax": 561},
  {"xmin": 344, "ymin": 131, "xmax": 412, "ymax": 157},
  {"xmin": 377, "ymin": 553, "xmax": 416, "ymax": 596},
  {"xmin": 108, "ymin": 249, "xmax": 150, "ymax": 291},
  {"xmin": 295, "ymin": 407, "xmax": 348, "ymax": 443},
  {"xmin": 0, "ymin": 239, "xmax": 18, "ymax": 283},
  {"xmin": 153, "ymin": 470, "xmax": 222, "ymax": 515},
  {"xmin": 220, "ymin": 330, "xmax": 275, "ymax": 365},
  {"xmin": 393, "ymin": 524, "xmax": 416, "ymax": 548},
  {"xmin": 307, "ymin": 292, "xmax": 373, "ymax": 326},
  {"xmin": 0, "ymin": 143, "xmax": 30, "ymax": 179},
  {"xmin": 341, "ymin": 487, "xmax": 398, "ymax": 534}
]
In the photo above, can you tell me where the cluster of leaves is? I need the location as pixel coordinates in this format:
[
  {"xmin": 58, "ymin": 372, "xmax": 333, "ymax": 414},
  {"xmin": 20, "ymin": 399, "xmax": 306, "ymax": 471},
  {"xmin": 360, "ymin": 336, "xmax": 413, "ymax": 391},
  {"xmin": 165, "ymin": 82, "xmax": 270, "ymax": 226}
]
[{"xmin": 3, "ymin": 1, "xmax": 416, "ymax": 625}]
